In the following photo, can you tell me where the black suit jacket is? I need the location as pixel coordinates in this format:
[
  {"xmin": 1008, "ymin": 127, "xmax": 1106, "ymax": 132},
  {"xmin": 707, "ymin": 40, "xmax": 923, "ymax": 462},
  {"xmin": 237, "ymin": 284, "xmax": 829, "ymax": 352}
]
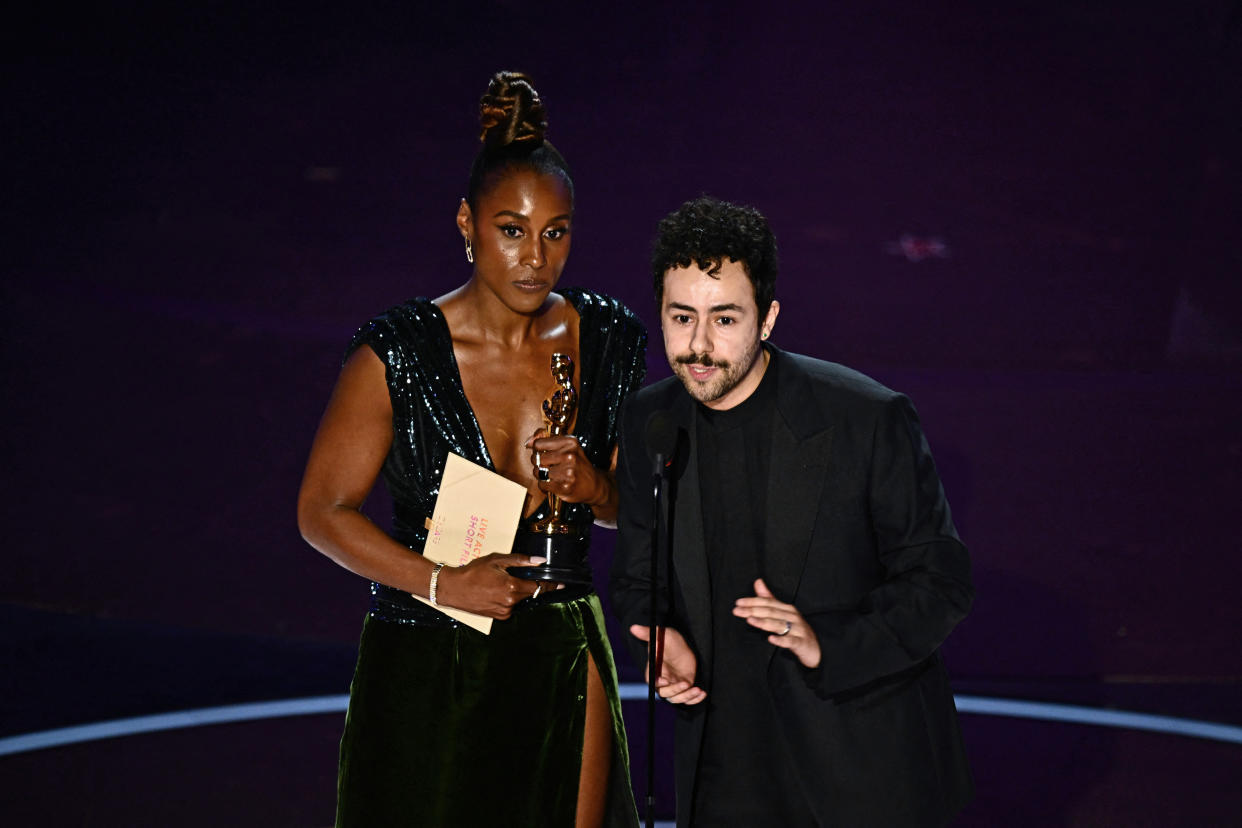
[{"xmin": 611, "ymin": 346, "xmax": 974, "ymax": 827}]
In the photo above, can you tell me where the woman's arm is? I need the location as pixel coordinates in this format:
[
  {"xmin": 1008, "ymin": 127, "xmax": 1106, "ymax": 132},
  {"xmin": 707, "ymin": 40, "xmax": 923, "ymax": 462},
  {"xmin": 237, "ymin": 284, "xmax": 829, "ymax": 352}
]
[
  {"xmin": 297, "ymin": 347, "xmax": 540, "ymax": 618},
  {"xmin": 589, "ymin": 445, "xmax": 621, "ymax": 528}
]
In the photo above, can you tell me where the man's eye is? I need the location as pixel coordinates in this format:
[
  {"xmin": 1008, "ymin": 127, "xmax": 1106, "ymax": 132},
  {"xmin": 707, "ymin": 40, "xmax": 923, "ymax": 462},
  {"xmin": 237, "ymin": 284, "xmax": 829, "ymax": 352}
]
[
  {"xmin": 717, "ymin": 317, "xmax": 735, "ymax": 326},
  {"xmin": 673, "ymin": 315, "xmax": 692, "ymax": 324}
]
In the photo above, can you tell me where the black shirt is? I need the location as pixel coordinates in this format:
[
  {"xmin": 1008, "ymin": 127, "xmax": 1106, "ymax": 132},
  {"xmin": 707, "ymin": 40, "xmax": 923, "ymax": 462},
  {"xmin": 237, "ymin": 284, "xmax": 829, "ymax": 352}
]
[{"xmin": 691, "ymin": 350, "xmax": 818, "ymax": 826}]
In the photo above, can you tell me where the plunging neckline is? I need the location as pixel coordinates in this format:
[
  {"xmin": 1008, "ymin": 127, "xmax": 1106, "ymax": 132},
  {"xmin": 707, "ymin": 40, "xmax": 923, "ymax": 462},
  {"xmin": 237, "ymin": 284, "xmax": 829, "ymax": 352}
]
[{"xmin": 423, "ymin": 296, "xmax": 585, "ymax": 516}]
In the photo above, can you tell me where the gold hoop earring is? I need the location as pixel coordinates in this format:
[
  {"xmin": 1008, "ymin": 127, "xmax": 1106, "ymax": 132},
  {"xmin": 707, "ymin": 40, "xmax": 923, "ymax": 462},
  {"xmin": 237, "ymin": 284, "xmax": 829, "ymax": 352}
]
[{"xmin": 464, "ymin": 238, "xmax": 474, "ymax": 263}]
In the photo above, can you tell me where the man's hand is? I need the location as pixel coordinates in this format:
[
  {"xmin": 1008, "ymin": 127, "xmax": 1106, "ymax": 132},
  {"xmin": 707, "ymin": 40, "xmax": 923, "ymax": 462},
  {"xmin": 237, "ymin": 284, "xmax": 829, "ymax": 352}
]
[
  {"xmin": 629, "ymin": 624, "xmax": 706, "ymax": 705},
  {"xmin": 733, "ymin": 578, "xmax": 823, "ymax": 669}
]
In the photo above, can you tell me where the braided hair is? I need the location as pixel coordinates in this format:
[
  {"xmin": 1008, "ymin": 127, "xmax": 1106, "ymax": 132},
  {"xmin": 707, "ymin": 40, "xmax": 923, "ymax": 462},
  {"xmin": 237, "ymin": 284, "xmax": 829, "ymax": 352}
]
[{"xmin": 465, "ymin": 71, "xmax": 574, "ymax": 211}]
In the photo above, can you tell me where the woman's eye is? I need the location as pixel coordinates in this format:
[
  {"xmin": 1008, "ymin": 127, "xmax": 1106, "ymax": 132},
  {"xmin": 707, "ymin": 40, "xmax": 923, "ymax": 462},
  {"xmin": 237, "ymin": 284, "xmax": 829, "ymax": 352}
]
[
  {"xmin": 544, "ymin": 226, "xmax": 568, "ymax": 240},
  {"xmin": 500, "ymin": 224, "xmax": 523, "ymax": 238}
]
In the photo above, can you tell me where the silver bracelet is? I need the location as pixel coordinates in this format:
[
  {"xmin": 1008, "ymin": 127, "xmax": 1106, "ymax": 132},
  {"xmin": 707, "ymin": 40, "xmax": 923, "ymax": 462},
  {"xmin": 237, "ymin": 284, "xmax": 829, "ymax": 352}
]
[{"xmin": 429, "ymin": 562, "xmax": 447, "ymax": 606}]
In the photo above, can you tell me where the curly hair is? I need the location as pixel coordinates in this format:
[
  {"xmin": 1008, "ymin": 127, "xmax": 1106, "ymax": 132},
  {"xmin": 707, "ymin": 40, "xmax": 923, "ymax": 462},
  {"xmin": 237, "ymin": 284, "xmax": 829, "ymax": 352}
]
[
  {"xmin": 466, "ymin": 71, "xmax": 573, "ymax": 210},
  {"xmin": 651, "ymin": 196, "xmax": 778, "ymax": 313}
]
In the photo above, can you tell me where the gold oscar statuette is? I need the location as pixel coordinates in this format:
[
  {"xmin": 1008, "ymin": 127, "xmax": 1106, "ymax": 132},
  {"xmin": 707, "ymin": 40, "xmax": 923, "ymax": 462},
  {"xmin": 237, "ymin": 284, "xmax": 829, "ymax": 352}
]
[
  {"xmin": 508, "ymin": 351, "xmax": 593, "ymax": 585},
  {"xmin": 533, "ymin": 352, "xmax": 577, "ymax": 535}
]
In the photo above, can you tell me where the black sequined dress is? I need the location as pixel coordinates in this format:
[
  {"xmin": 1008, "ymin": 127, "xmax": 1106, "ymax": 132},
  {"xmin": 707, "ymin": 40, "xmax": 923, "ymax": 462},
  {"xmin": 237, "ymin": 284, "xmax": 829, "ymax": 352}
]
[{"xmin": 334, "ymin": 288, "xmax": 646, "ymax": 828}]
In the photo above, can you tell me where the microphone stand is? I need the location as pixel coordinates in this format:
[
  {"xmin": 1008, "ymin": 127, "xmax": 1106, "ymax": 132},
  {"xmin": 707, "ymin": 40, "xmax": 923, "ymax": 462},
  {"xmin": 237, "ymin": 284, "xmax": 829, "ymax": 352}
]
[{"xmin": 646, "ymin": 456, "xmax": 666, "ymax": 828}]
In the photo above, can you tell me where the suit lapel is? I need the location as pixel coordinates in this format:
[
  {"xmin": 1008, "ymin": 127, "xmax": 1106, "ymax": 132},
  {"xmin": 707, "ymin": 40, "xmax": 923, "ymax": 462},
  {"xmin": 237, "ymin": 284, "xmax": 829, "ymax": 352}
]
[
  {"xmin": 763, "ymin": 350, "xmax": 834, "ymax": 603},
  {"xmin": 763, "ymin": 415, "xmax": 832, "ymax": 602},
  {"xmin": 668, "ymin": 390, "xmax": 714, "ymax": 670}
]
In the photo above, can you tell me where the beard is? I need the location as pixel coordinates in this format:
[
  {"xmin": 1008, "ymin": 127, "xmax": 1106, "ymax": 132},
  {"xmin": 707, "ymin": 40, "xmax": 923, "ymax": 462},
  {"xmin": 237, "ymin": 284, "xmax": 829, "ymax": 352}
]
[{"xmin": 670, "ymin": 336, "xmax": 763, "ymax": 406}]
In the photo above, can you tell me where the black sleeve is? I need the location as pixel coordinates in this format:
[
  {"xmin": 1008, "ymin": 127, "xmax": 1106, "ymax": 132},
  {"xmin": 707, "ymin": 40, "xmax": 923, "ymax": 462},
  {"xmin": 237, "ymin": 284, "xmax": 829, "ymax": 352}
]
[
  {"xmin": 801, "ymin": 394, "xmax": 974, "ymax": 697},
  {"xmin": 608, "ymin": 396, "xmax": 670, "ymax": 670}
]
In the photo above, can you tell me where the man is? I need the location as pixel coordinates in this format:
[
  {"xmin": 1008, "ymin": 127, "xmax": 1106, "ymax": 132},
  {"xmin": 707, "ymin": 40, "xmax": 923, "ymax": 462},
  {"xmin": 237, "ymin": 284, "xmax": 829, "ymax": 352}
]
[{"xmin": 611, "ymin": 196, "xmax": 973, "ymax": 827}]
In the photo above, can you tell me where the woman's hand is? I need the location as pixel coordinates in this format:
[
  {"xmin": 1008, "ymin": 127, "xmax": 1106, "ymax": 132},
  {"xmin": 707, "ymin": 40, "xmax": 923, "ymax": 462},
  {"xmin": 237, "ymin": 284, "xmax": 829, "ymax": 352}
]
[
  {"xmin": 434, "ymin": 553, "xmax": 544, "ymax": 619},
  {"xmin": 733, "ymin": 578, "xmax": 823, "ymax": 669},
  {"xmin": 526, "ymin": 430, "xmax": 612, "ymax": 509}
]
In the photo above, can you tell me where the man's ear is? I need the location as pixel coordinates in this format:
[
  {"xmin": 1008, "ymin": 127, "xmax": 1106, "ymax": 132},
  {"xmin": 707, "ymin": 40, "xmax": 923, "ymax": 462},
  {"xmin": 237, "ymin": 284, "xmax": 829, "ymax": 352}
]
[{"xmin": 760, "ymin": 300, "xmax": 781, "ymax": 340}]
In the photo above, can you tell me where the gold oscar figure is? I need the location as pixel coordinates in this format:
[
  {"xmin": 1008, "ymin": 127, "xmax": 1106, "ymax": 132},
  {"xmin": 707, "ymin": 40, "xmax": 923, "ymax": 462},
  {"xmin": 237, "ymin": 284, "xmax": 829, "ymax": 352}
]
[
  {"xmin": 533, "ymin": 352, "xmax": 577, "ymax": 535},
  {"xmin": 508, "ymin": 351, "xmax": 593, "ymax": 584}
]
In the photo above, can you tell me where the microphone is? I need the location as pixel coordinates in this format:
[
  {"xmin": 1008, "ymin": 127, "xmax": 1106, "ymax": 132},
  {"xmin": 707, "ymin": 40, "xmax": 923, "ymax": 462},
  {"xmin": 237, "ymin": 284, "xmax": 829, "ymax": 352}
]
[
  {"xmin": 641, "ymin": 407, "xmax": 676, "ymax": 828},
  {"xmin": 644, "ymin": 409, "xmax": 677, "ymax": 478}
]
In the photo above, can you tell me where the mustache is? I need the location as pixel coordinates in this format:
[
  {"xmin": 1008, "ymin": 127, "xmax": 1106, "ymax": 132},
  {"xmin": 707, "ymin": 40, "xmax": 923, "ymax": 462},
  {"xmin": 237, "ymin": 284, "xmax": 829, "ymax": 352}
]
[{"xmin": 675, "ymin": 352, "xmax": 728, "ymax": 368}]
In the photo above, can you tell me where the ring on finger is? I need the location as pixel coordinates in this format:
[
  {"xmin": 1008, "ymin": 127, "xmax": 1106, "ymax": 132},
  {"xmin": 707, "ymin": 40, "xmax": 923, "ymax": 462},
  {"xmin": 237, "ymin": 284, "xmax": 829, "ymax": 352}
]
[
  {"xmin": 532, "ymin": 583, "xmax": 543, "ymax": 599},
  {"xmin": 777, "ymin": 620, "xmax": 792, "ymax": 636},
  {"xmin": 537, "ymin": 467, "xmax": 550, "ymax": 482}
]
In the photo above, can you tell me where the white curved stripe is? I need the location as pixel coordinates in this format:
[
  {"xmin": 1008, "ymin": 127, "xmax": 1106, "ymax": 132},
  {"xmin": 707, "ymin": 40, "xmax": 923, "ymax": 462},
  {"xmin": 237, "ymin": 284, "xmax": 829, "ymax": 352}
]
[
  {"xmin": 2, "ymin": 688, "xmax": 1241, "ymax": 757},
  {"xmin": 618, "ymin": 682, "xmax": 651, "ymax": 701},
  {"xmin": 952, "ymin": 694, "xmax": 1242, "ymax": 744},
  {"xmin": 0, "ymin": 695, "xmax": 349, "ymax": 757}
]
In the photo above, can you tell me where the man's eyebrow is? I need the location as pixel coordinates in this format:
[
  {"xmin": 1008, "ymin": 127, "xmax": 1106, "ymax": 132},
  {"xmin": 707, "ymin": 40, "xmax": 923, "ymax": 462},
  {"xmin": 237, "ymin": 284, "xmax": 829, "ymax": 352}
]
[{"xmin": 666, "ymin": 302, "xmax": 746, "ymax": 313}]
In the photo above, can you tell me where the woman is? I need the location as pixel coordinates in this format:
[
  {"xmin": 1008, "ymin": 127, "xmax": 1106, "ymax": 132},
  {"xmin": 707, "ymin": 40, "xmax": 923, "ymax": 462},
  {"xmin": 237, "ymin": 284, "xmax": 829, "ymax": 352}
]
[{"xmin": 297, "ymin": 72, "xmax": 645, "ymax": 827}]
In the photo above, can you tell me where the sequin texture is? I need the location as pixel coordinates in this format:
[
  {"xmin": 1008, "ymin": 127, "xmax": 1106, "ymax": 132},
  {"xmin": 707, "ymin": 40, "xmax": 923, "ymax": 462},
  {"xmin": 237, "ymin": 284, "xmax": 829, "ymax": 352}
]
[{"xmin": 345, "ymin": 287, "xmax": 647, "ymax": 615}]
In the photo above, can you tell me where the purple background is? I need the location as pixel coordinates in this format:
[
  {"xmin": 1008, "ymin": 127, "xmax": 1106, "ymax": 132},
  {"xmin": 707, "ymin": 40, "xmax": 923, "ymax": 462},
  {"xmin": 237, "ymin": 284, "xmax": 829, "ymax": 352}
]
[{"xmin": 4, "ymin": 2, "xmax": 1241, "ymax": 825}]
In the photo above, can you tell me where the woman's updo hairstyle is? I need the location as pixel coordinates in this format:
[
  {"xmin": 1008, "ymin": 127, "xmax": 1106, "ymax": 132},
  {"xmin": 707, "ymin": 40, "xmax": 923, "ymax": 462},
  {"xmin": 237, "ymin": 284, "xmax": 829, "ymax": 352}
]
[{"xmin": 466, "ymin": 71, "xmax": 574, "ymax": 211}]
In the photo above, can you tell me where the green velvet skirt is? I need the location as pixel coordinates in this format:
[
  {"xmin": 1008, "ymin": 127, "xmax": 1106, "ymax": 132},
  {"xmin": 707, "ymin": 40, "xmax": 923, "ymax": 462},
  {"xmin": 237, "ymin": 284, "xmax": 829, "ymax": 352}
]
[{"xmin": 336, "ymin": 593, "xmax": 638, "ymax": 827}]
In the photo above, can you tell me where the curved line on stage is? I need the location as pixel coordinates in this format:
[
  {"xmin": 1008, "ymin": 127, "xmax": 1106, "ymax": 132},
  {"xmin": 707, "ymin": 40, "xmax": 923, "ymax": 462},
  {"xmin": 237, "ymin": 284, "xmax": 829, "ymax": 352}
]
[{"xmin": 2, "ymin": 689, "xmax": 1241, "ymax": 757}]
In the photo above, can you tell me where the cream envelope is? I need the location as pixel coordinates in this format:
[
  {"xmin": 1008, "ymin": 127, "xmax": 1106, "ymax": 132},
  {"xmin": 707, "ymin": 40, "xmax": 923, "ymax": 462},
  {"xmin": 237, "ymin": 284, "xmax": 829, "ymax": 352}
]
[{"xmin": 414, "ymin": 452, "xmax": 527, "ymax": 634}]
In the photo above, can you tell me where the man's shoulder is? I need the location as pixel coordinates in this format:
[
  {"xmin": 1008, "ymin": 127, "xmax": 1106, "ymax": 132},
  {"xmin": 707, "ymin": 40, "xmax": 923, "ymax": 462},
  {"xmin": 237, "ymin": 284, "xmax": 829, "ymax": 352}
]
[
  {"xmin": 781, "ymin": 350, "xmax": 902, "ymax": 405},
  {"xmin": 627, "ymin": 374, "xmax": 686, "ymax": 409},
  {"xmin": 618, "ymin": 375, "xmax": 686, "ymax": 429},
  {"xmin": 775, "ymin": 350, "xmax": 915, "ymax": 440}
]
